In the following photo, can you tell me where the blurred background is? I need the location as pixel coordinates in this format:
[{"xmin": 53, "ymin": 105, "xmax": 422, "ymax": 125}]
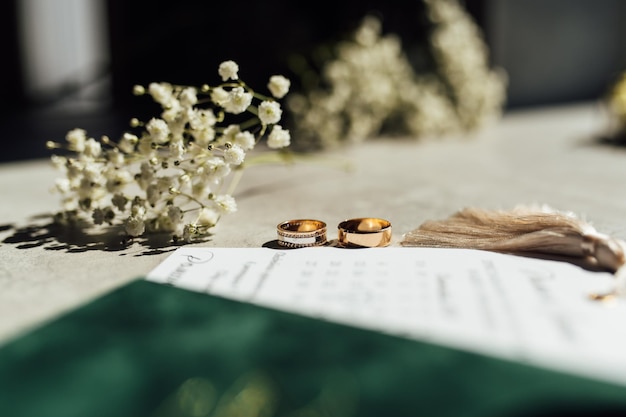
[{"xmin": 2, "ymin": 0, "xmax": 626, "ymax": 162}]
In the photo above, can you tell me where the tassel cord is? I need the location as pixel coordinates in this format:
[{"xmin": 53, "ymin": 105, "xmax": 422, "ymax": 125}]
[{"xmin": 401, "ymin": 206, "xmax": 626, "ymax": 274}]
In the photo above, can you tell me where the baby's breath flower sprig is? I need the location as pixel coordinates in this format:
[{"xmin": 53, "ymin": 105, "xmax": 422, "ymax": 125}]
[
  {"xmin": 48, "ymin": 61, "xmax": 292, "ymax": 244},
  {"xmin": 287, "ymin": 0, "xmax": 506, "ymax": 150}
]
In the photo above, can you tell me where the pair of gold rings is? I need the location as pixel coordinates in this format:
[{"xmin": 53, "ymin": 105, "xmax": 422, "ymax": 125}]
[{"xmin": 276, "ymin": 218, "xmax": 392, "ymax": 248}]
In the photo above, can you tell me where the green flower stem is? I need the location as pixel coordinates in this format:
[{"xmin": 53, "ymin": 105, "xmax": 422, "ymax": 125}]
[
  {"xmin": 171, "ymin": 189, "xmax": 205, "ymax": 210},
  {"xmin": 225, "ymin": 167, "xmax": 245, "ymax": 197},
  {"xmin": 221, "ymin": 150, "xmax": 352, "ymax": 199}
]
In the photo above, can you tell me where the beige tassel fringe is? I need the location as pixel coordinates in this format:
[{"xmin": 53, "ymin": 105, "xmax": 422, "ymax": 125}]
[{"xmin": 401, "ymin": 205, "xmax": 626, "ymax": 276}]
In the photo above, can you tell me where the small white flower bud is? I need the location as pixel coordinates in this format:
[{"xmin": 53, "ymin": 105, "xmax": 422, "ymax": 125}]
[
  {"xmin": 124, "ymin": 216, "xmax": 145, "ymax": 237},
  {"xmin": 258, "ymin": 101, "xmax": 282, "ymax": 125},
  {"xmin": 223, "ymin": 144, "xmax": 245, "ymax": 165},
  {"xmin": 267, "ymin": 125, "xmax": 291, "ymax": 149},
  {"xmin": 218, "ymin": 60, "xmax": 239, "ymax": 81},
  {"xmin": 268, "ymin": 75, "xmax": 291, "ymax": 99}
]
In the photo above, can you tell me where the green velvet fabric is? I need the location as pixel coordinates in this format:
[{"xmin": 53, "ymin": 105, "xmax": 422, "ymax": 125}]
[{"xmin": 1, "ymin": 280, "xmax": 626, "ymax": 417}]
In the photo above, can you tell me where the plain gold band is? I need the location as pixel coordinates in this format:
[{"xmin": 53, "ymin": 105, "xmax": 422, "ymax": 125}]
[
  {"xmin": 337, "ymin": 218, "xmax": 392, "ymax": 247},
  {"xmin": 277, "ymin": 219, "xmax": 327, "ymax": 248}
]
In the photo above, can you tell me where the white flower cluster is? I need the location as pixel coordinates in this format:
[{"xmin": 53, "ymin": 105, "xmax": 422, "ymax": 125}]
[
  {"xmin": 288, "ymin": 0, "xmax": 507, "ymax": 149},
  {"xmin": 48, "ymin": 61, "xmax": 291, "ymax": 243},
  {"xmin": 427, "ymin": 0, "xmax": 507, "ymax": 130}
]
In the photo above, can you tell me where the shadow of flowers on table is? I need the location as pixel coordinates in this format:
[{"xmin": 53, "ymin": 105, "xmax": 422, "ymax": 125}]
[{"xmin": 0, "ymin": 214, "xmax": 202, "ymax": 256}]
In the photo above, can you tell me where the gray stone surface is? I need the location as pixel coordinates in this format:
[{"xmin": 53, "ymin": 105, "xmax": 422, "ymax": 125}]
[{"xmin": 1, "ymin": 101, "xmax": 625, "ymax": 344}]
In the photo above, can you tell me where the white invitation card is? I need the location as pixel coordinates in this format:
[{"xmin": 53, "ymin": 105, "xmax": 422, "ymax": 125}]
[{"xmin": 147, "ymin": 247, "xmax": 626, "ymax": 386}]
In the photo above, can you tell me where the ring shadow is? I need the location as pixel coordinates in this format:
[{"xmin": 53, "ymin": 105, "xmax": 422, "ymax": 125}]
[
  {"xmin": 262, "ymin": 239, "xmax": 341, "ymax": 249},
  {"xmin": 262, "ymin": 239, "xmax": 378, "ymax": 249}
]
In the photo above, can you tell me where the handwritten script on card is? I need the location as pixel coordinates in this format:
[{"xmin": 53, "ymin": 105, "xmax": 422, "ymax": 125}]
[{"xmin": 147, "ymin": 247, "xmax": 626, "ymax": 385}]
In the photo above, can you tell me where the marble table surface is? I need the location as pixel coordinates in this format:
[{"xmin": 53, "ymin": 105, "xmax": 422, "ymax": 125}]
[{"xmin": 1, "ymin": 101, "xmax": 625, "ymax": 344}]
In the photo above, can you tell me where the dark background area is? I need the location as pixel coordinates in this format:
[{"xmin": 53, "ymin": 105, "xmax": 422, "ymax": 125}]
[
  {"xmin": 107, "ymin": 0, "xmax": 432, "ymax": 102},
  {"xmin": 105, "ymin": 0, "xmax": 436, "ymax": 123},
  {"xmin": 1, "ymin": 0, "xmax": 625, "ymax": 162}
]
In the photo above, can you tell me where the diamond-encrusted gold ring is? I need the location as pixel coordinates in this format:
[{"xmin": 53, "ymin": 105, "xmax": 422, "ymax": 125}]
[{"xmin": 277, "ymin": 219, "xmax": 327, "ymax": 248}]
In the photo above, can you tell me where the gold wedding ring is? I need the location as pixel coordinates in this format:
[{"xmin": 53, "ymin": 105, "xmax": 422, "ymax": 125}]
[
  {"xmin": 338, "ymin": 218, "xmax": 392, "ymax": 247},
  {"xmin": 277, "ymin": 219, "xmax": 327, "ymax": 248}
]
